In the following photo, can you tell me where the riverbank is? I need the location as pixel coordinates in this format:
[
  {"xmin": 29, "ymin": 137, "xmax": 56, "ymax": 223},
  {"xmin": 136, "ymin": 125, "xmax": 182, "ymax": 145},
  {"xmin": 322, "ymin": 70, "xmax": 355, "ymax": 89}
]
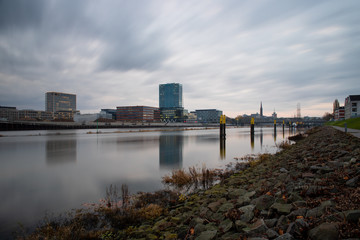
[
  {"xmin": 326, "ymin": 117, "xmax": 360, "ymax": 130},
  {"xmin": 22, "ymin": 126, "xmax": 360, "ymax": 239}
]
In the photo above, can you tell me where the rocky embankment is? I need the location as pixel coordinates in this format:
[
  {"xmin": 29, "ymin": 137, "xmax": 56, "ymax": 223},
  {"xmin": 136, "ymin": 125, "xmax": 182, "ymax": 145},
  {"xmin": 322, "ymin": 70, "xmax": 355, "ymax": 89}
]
[{"xmin": 126, "ymin": 126, "xmax": 360, "ymax": 239}]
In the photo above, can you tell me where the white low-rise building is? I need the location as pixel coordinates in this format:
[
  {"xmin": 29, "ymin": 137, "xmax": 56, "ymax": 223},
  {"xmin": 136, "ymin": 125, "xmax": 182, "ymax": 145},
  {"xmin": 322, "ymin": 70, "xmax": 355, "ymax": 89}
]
[{"xmin": 344, "ymin": 95, "xmax": 360, "ymax": 119}]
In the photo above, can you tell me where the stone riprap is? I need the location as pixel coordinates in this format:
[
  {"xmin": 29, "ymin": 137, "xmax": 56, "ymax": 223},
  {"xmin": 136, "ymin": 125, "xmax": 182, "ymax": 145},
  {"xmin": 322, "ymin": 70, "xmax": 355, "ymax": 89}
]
[{"xmin": 124, "ymin": 126, "xmax": 360, "ymax": 239}]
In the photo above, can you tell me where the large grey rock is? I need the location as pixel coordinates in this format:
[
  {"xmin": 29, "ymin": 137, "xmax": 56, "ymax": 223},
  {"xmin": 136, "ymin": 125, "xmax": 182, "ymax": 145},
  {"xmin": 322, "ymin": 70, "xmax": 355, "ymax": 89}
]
[
  {"xmin": 308, "ymin": 223, "xmax": 339, "ymax": 240},
  {"xmin": 237, "ymin": 196, "xmax": 251, "ymax": 206},
  {"xmin": 190, "ymin": 217, "xmax": 204, "ymax": 227},
  {"xmin": 264, "ymin": 218, "xmax": 278, "ymax": 228},
  {"xmin": 208, "ymin": 201, "xmax": 222, "ymax": 213},
  {"xmin": 287, "ymin": 208, "xmax": 307, "ymax": 220},
  {"xmin": 211, "ymin": 212, "xmax": 225, "ymax": 222},
  {"xmin": 244, "ymin": 219, "xmax": 268, "ymax": 236},
  {"xmin": 195, "ymin": 230, "xmax": 217, "ymax": 240},
  {"xmin": 266, "ymin": 228, "xmax": 279, "ymax": 239},
  {"xmin": 274, "ymin": 233, "xmax": 295, "ymax": 240},
  {"xmin": 271, "ymin": 203, "xmax": 293, "ymax": 215},
  {"xmin": 286, "ymin": 218, "xmax": 309, "ymax": 238},
  {"xmin": 239, "ymin": 204, "xmax": 255, "ymax": 223},
  {"xmin": 208, "ymin": 198, "xmax": 226, "ymax": 212},
  {"xmin": 244, "ymin": 191, "xmax": 257, "ymax": 198},
  {"xmin": 219, "ymin": 219, "xmax": 233, "ymax": 233},
  {"xmin": 194, "ymin": 223, "xmax": 206, "ymax": 235},
  {"xmin": 306, "ymin": 207, "xmax": 323, "ymax": 218},
  {"xmin": 320, "ymin": 200, "xmax": 335, "ymax": 210},
  {"xmin": 252, "ymin": 194, "xmax": 275, "ymax": 210},
  {"xmin": 217, "ymin": 202, "xmax": 234, "ymax": 213},
  {"xmin": 235, "ymin": 220, "xmax": 248, "ymax": 232},
  {"xmin": 346, "ymin": 176, "xmax": 359, "ymax": 187},
  {"xmin": 310, "ymin": 165, "xmax": 333, "ymax": 174},
  {"xmin": 345, "ymin": 209, "xmax": 360, "ymax": 223},
  {"xmin": 228, "ymin": 188, "xmax": 247, "ymax": 199}
]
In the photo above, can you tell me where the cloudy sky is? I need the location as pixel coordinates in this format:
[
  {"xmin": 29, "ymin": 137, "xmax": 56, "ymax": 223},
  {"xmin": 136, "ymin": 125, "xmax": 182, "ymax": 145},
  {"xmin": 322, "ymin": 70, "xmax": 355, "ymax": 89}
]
[{"xmin": 1, "ymin": 0, "xmax": 359, "ymax": 118}]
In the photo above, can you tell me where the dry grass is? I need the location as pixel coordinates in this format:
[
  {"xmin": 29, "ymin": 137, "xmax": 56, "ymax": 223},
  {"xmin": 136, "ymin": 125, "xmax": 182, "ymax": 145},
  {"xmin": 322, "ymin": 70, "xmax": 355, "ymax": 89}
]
[{"xmin": 162, "ymin": 166, "xmax": 218, "ymax": 192}]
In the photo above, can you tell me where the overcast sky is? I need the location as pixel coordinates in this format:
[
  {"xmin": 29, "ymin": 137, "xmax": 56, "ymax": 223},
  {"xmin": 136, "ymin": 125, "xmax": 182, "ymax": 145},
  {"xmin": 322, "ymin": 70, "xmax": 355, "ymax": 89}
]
[{"xmin": 0, "ymin": 0, "xmax": 359, "ymax": 118}]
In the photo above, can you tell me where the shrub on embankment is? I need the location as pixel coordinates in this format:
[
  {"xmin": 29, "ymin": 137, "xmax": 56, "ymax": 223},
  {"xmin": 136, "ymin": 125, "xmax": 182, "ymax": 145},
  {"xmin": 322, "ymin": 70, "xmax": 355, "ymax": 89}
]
[
  {"xmin": 21, "ymin": 126, "xmax": 360, "ymax": 239},
  {"xmin": 326, "ymin": 117, "xmax": 360, "ymax": 130}
]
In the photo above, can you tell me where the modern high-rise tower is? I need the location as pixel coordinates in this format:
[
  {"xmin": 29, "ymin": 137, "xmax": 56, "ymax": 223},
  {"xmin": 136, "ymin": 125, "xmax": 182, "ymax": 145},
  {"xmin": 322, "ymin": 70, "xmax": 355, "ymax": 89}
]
[
  {"xmin": 159, "ymin": 83, "xmax": 185, "ymax": 122},
  {"xmin": 159, "ymin": 83, "xmax": 183, "ymax": 108},
  {"xmin": 260, "ymin": 101, "xmax": 263, "ymax": 117}
]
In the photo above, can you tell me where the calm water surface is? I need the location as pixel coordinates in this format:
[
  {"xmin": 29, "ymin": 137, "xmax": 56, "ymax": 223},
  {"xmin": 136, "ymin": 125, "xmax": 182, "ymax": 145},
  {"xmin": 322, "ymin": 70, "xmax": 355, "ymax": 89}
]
[{"xmin": 0, "ymin": 127, "xmax": 297, "ymax": 238}]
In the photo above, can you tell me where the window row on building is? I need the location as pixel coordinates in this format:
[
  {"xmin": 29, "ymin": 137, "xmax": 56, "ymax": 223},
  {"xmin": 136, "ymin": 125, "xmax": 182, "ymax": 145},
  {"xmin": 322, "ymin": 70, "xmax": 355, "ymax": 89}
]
[
  {"xmin": 333, "ymin": 95, "xmax": 360, "ymax": 120},
  {"xmin": 0, "ymin": 107, "xmax": 76, "ymax": 122}
]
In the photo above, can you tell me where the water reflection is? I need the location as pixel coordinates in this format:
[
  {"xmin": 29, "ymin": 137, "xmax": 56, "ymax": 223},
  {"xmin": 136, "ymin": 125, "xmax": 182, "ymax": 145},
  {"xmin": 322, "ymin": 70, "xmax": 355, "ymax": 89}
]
[
  {"xmin": 46, "ymin": 139, "xmax": 77, "ymax": 165},
  {"xmin": 159, "ymin": 133, "xmax": 183, "ymax": 169},
  {"xmin": 220, "ymin": 138, "xmax": 226, "ymax": 160},
  {"xmin": 251, "ymin": 131, "xmax": 255, "ymax": 150},
  {"xmin": 273, "ymin": 128, "xmax": 277, "ymax": 142}
]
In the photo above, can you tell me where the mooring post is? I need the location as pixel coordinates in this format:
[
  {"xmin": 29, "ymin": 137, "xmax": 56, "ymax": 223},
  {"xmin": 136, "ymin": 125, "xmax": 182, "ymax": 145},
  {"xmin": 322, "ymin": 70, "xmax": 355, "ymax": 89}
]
[
  {"xmin": 251, "ymin": 117, "xmax": 255, "ymax": 135},
  {"xmin": 344, "ymin": 123, "xmax": 347, "ymax": 133},
  {"xmin": 220, "ymin": 115, "xmax": 226, "ymax": 139},
  {"xmin": 274, "ymin": 119, "xmax": 277, "ymax": 133},
  {"xmin": 282, "ymin": 120, "xmax": 285, "ymax": 132}
]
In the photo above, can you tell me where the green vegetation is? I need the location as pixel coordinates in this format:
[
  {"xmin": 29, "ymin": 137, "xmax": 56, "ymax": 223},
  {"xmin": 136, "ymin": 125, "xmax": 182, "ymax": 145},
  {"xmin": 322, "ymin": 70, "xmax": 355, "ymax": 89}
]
[{"xmin": 326, "ymin": 117, "xmax": 360, "ymax": 130}]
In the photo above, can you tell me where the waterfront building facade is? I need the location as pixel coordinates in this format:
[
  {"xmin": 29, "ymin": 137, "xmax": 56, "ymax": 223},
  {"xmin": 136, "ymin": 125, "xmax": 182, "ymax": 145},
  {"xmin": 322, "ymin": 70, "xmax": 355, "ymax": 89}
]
[
  {"xmin": 116, "ymin": 106, "xmax": 160, "ymax": 122},
  {"xmin": 159, "ymin": 83, "xmax": 185, "ymax": 122},
  {"xmin": 0, "ymin": 106, "xmax": 54, "ymax": 122},
  {"xmin": 345, "ymin": 95, "xmax": 360, "ymax": 119},
  {"xmin": 46, "ymin": 92, "xmax": 77, "ymax": 120},
  {"xmin": 334, "ymin": 107, "xmax": 345, "ymax": 121},
  {"xmin": 159, "ymin": 83, "xmax": 183, "ymax": 108},
  {"xmin": 100, "ymin": 109, "xmax": 117, "ymax": 120},
  {"xmin": 195, "ymin": 109, "xmax": 222, "ymax": 123},
  {"xmin": 0, "ymin": 106, "xmax": 18, "ymax": 121},
  {"xmin": 19, "ymin": 110, "xmax": 53, "ymax": 121}
]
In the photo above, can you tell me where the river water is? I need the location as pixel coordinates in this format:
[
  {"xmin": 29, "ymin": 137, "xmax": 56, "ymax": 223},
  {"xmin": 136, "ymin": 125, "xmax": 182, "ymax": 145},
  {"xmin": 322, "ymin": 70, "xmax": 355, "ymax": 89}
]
[{"xmin": 0, "ymin": 127, "xmax": 297, "ymax": 238}]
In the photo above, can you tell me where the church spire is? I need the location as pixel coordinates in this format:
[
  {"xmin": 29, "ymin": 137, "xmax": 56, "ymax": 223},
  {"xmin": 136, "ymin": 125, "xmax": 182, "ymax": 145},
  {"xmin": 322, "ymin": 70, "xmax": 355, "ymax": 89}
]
[{"xmin": 260, "ymin": 101, "xmax": 263, "ymax": 117}]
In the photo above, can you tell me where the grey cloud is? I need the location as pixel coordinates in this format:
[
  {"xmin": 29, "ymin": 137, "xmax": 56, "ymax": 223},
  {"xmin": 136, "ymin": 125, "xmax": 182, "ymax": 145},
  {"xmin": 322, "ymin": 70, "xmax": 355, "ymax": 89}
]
[{"xmin": 0, "ymin": 0, "xmax": 45, "ymax": 31}]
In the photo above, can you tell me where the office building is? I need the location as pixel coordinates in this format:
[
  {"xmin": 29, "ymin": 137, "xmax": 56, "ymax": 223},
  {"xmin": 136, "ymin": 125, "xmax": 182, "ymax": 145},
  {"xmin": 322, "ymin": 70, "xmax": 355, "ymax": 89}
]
[
  {"xmin": 159, "ymin": 83, "xmax": 186, "ymax": 122},
  {"xmin": 101, "ymin": 109, "xmax": 117, "ymax": 120},
  {"xmin": 18, "ymin": 110, "xmax": 53, "ymax": 121},
  {"xmin": 345, "ymin": 95, "xmax": 360, "ymax": 119},
  {"xmin": 46, "ymin": 92, "xmax": 76, "ymax": 112},
  {"xmin": 116, "ymin": 106, "xmax": 160, "ymax": 122},
  {"xmin": 195, "ymin": 109, "xmax": 222, "ymax": 123},
  {"xmin": 0, "ymin": 106, "xmax": 18, "ymax": 121},
  {"xmin": 159, "ymin": 83, "xmax": 183, "ymax": 108},
  {"xmin": 46, "ymin": 92, "xmax": 77, "ymax": 120}
]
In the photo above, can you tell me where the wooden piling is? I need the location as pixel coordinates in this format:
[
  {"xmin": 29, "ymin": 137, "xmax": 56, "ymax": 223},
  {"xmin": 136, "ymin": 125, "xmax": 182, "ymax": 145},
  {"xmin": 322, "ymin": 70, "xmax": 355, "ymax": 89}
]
[
  {"xmin": 250, "ymin": 117, "xmax": 255, "ymax": 135},
  {"xmin": 220, "ymin": 115, "xmax": 226, "ymax": 139},
  {"xmin": 274, "ymin": 119, "xmax": 277, "ymax": 132}
]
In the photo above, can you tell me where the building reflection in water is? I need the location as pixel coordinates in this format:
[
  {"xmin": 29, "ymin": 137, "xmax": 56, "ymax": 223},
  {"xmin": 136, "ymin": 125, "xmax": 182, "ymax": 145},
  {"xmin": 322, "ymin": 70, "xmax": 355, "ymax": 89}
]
[
  {"xmin": 159, "ymin": 133, "xmax": 183, "ymax": 169},
  {"xmin": 46, "ymin": 139, "xmax": 77, "ymax": 165}
]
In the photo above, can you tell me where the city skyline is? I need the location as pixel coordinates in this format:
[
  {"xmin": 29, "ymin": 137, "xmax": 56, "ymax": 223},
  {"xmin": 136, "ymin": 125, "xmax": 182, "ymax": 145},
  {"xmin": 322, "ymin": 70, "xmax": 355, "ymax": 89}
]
[{"xmin": 1, "ymin": 1, "xmax": 360, "ymax": 118}]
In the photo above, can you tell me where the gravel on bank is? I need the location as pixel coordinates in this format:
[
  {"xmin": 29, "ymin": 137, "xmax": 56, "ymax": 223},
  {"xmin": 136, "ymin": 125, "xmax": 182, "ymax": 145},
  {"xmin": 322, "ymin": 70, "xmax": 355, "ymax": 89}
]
[{"xmin": 125, "ymin": 126, "xmax": 360, "ymax": 240}]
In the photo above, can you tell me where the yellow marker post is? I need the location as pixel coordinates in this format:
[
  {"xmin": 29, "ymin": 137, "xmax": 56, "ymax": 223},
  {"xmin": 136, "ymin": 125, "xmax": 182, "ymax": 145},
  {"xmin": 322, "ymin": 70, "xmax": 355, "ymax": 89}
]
[
  {"xmin": 220, "ymin": 115, "xmax": 226, "ymax": 139},
  {"xmin": 274, "ymin": 119, "xmax": 277, "ymax": 133},
  {"xmin": 250, "ymin": 117, "xmax": 255, "ymax": 135}
]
